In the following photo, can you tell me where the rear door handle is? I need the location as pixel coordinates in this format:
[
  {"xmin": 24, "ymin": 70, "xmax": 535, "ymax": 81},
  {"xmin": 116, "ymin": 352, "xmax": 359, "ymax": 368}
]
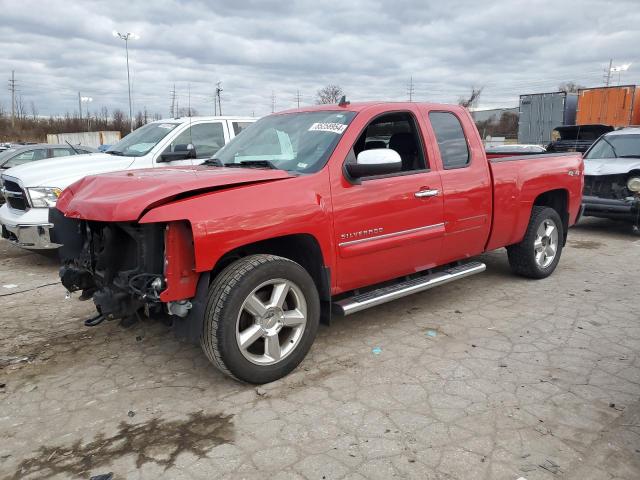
[{"xmin": 415, "ymin": 189, "xmax": 440, "ymax": 198}]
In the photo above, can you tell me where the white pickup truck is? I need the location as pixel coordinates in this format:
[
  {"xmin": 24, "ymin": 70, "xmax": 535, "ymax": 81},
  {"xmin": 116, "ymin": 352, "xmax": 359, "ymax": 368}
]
[{"xmin": 0, "ymin": 116, "xmax": 255, "ymax": 251}]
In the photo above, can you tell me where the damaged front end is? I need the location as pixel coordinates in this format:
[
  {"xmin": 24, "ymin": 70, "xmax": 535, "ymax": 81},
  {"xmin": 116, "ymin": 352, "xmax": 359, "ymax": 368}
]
[
  {"xmin": 583, "ymin": 174, "xmax": 640, "ymax": 228},
  {"xmin": 52, "ymin": 208, "xmax": 199, "ymax": 327}
]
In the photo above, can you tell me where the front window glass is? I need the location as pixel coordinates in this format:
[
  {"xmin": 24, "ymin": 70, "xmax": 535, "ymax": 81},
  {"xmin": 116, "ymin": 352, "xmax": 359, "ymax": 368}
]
[
  {"xmin": 165, "ymin": 123, "xmax": 225, "ymax": 159},
  {"xmin": 106, "ymin": 122, "xmax": 179, "ymax": 157},
  {"xmin": 585, "ymin": 134, "xmax": 640, "ymax": 159},
  {"xmin": 52, "ymin": 148, "xmax": 74, "ymax": 157},
  {"xmin": 233, "ymin": 121, "xmax": 253, "ymax": 135},
  {"xmin": 214, "ymin": 111, "xmax": 356, "ymax": 173}
]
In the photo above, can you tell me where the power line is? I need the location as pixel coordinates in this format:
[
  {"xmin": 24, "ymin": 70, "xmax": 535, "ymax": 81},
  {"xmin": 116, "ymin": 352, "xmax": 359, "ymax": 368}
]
[
  {"xmin": 170, "ymin": 83, "xmax": 176, "ymax": 117},
  {"xmin": 8, "ymin": 70, "xmax": 17, "ymax": 126},
  {"xmin": 407, "ymin": 76, "xmax": 414, "ymax": 101},
  {"xmin": 215, "ymin": 81, "xmax": 223, "ymax": 115},
  {"xmin": 295, "ymin": 89, "xmax": 302, "ymax": 108}
]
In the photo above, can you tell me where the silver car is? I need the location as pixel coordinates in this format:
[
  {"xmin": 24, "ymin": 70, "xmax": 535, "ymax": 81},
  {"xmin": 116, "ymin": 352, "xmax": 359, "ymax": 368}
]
[{"xmin": 0, "ymin": 143, "xmax": 96, "ymax": 205}]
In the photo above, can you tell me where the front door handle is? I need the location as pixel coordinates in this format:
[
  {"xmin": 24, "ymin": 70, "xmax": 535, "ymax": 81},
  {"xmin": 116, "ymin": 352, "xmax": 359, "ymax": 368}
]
[{"xmin": 415, "ymin": 189, "xmax": 440, "ymax": 198}]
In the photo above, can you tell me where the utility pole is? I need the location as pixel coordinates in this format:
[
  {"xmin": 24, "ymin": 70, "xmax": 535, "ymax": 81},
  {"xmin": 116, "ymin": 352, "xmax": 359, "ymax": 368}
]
[
  {"xmin": 187, "ymin": 83, "xmax": 191, "ymax": 117},
  {"xmin": 295, "ymin": 89, "xmax": 301, "ymax": 109},
  {"xmin": 407, "ymin": 76, "xmax": 414, "ymax": 102},
  {"xmin": 605, "ymin": 58, "xmax": 613, "ymax": 86},
  {"xmin": 271, "ymin": 91, "xmax": 276, "ymax": 113},
  {"xmin": 215, "ymin": 81, "xmax": 223, "ymax": 116},
  {"xmin": 9, "ymin": 70, "xmax": 16, "ymax": 127},
  {"xmin": 170, "ymin": 84, "xmax": 176, "ymax": 117}
]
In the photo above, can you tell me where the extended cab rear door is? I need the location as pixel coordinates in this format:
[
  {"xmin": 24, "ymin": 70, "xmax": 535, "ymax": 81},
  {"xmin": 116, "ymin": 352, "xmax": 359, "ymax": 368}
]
[
  {"xmin": 418, "ymin": 106, "xmax": 492, "ymax": 264},
  {"xmin": 330, "ymin": 106, "xmax": 445, "ymax": 293}
]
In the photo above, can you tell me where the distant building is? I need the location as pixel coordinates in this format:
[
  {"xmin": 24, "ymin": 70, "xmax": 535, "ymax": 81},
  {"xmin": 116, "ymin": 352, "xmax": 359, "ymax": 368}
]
[{"xmin": 470, "ymin": 107, "xmax": 518, "ymax": 124}]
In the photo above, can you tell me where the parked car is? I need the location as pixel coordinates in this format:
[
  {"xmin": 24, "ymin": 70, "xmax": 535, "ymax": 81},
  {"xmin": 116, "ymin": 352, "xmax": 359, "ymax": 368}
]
[
  {"xmin": 53, "ymin": 101, "xmax": 583, "ymax": 384},
  {"xmin": 0, "ymin": 116, "xmax": 256, "ymax": 250},
  {"xmin": 0, "ymin": 143, "xmax": 96, "ymax": 171},
  {"xmin": 582, "ymin": 127, "xmax": 640, "ymax": 230},
  {"xmin": 0, "ymin": 144, "xmax": 96, "ymax": 205},
  {"xmin": 485, "ymin": 144, "xmax": 546, "ymax": 159}
]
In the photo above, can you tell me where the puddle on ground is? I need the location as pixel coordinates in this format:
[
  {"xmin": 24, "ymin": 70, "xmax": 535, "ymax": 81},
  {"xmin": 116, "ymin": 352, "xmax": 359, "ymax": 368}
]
[
  {"xmin": 9, "ymin": 411, "xmax": 233, "ymax": 479},
  {"xmin": 568, "ymin": 239, "xmax": 604, "ymax": 250}
]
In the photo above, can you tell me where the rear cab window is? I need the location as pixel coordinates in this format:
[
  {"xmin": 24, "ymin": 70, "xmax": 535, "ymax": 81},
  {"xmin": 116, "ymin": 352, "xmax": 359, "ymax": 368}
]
[{"xmin": 429, "ymin": 112, "xmax": 470, "ymax": 169}]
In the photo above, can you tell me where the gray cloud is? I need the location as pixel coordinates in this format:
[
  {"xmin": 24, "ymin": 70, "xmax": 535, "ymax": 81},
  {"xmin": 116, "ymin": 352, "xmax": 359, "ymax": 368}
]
[{"xmin": 1, "ymin": 0, "xmax": 639, "ymax": 118}]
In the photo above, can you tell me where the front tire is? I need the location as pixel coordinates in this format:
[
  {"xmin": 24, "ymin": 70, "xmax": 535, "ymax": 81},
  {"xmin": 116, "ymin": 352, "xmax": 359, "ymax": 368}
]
[
  {"xmin": 507, "ymin": 206, "xmax": 564, "ymax": 279},
  {"xmin": 201, "ymin": 254, "xmax": 320, "ymax": 384}
]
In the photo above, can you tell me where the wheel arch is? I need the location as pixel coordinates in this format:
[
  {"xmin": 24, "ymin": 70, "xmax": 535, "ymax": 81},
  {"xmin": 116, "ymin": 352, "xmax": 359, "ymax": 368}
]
[
  {"xmin": 533, "ymin": 189, "xmax": 569, "ymax": 244},
  {"xmin": 209, "ymin": 233, "xmax": 332, "ymax": 324}
]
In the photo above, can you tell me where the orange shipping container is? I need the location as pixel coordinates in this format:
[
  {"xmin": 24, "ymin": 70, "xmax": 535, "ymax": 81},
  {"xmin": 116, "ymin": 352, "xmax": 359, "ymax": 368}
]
[{"xmin": 576, "ymin": 85, "xmax": 640, "ymax": 127}]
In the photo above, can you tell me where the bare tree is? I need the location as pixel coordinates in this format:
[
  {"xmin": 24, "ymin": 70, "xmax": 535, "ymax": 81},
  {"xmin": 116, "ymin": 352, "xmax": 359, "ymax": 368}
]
[
  {"xmin": 458, "ymin": 87, "xmax": 483, "ymax": 108},
  {"xmin": 15, "ymin": 95, "xmax": 27, "ymax": 120},
  {"xmin": 29, "ymin": 101, "xmax": 38, "ymax": 121},
  {"xmin": 316, "ymin": 84, "xmax": 344, "ymax": 104},
  {"xmin": 558, "ymin": 81, "xmax": 585, "ymax": 93},
  {"xmin": 112, "ymin": 109, "xmax": 126, "ymax": 132}
]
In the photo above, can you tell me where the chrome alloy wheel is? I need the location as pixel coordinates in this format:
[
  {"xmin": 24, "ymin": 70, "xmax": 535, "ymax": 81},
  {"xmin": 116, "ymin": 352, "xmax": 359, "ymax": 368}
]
[
  {"xmin": 534, "ymin": 219, "xmax": 558, "ymax": 268},
  {"xmin": 236, "ymin": 279, "xmax": 307, "ymax": 366}
]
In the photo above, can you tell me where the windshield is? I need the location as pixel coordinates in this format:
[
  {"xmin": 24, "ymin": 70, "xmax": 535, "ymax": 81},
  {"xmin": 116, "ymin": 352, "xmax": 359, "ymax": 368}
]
[
  {"xmin": 214, "ymin": 110, "xmax": 356, "ymax": 173},
  {"xmin": 585, "ymin": 134, "xmax": 640, "ymax": 159},
  {"xmin": 106, "ymin": 122, "xmax": 180, "ymax": 157},
  {"xmin": 0, "ymin": 148, "xmax": 17, "ymax": 163}
]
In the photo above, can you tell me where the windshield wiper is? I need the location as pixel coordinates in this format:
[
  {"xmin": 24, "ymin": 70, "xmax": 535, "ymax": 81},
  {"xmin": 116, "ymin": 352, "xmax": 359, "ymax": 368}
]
[
  {"xmin": 202, "ymin": 157, "xmax": 223, "ymax": 167},
  {"xmin": 224, "ymin": 160, "xmax": 278, "ymax": 169},
  {"xmin": 65, "ymin": 140, "xmax": 80, "ymax": 154},
  {"xmin": 105, "ymin": 150, "xmax": 124, "ymax": 156},
  {"xmin": 618, "ymin": 155, "xmax": 640, "ymax": 158}
]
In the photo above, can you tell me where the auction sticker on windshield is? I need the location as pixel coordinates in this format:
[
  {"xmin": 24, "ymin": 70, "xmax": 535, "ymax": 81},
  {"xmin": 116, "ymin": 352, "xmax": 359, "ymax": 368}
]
[{"xmin": 308, "ymin": 122, "xmax": 348, "ymax": 134}]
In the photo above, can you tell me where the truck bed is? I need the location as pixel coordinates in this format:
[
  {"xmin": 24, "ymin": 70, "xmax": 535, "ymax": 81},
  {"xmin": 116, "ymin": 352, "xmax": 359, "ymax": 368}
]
[{"xmin": 486, "ymin": 153, "xmax": 583, "ymax": 251}]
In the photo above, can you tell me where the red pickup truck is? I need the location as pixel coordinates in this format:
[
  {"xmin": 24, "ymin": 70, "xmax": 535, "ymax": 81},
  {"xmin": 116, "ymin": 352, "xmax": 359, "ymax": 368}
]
[{"xmin": 54, "ymin": 102, "xmax": 583, "ymax": 384}]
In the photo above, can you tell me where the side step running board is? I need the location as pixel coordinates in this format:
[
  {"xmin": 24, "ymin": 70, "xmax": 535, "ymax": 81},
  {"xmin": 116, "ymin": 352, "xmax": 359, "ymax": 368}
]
[{"xmin": 333, "ymin": 261, "xmax": 486, "ymax": 316}]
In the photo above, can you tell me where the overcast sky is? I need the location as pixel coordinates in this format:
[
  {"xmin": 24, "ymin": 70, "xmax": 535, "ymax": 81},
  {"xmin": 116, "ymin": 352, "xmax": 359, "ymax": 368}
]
[{"xmin": 2, "ymin": 0, "xmax": 639, "ymax": 118}]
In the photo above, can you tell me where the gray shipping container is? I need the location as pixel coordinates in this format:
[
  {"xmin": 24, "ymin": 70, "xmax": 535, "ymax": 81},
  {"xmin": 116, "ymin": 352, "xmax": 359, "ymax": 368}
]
[{"xmin": 517, "ymin": 92, "xmax": 578, "ymax": 145}]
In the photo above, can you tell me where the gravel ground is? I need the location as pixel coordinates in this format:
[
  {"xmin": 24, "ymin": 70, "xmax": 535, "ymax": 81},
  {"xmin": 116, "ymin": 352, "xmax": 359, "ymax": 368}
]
[{"xmin": 0, "ymin": 217, "xmax": 639, "ymax": 480}]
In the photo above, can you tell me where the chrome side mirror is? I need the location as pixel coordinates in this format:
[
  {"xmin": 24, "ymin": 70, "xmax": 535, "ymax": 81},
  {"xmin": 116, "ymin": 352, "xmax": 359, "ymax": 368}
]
[{"xmin": 346, "ymin": 148, "xmax": 402, "ymax": 178}]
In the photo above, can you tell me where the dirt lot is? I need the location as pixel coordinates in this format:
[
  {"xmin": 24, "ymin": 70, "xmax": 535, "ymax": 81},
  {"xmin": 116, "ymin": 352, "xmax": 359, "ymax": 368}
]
[{"xmin": 1, "ymin": 218, "xmax": 639, "ymax": 480}]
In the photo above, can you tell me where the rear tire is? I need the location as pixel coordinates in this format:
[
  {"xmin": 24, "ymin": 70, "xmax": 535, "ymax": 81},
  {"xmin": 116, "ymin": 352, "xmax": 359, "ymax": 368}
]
[
  {"xmin": 201, "ymin": 254, "xmax": 320, "ymax": 384},
  {"xmin": 507, "ymin": 206, "xmax": 564, "ymax": 279}
]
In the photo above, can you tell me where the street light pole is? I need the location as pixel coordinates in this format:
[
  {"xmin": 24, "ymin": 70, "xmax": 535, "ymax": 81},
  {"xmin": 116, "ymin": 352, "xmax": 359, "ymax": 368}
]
[
  {"xmin": 113, "ymin": 31, "xmax": 139, "ymax": 133},
  {"xmin": 81, "ymin": 96, "xmax": 93, "ymax": 131}
]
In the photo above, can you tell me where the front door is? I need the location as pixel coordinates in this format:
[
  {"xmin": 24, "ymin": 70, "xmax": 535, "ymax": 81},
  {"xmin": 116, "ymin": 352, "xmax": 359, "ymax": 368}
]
[{"xmin": 330, "ymin": 110, "xmax": 444, "ymax": 293}]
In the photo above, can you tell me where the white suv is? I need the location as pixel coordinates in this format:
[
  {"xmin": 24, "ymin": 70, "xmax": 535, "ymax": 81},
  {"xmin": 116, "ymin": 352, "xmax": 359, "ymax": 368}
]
[{"xmin": 1, "ymin": 116, "xmax": 255, "ymax": 251}]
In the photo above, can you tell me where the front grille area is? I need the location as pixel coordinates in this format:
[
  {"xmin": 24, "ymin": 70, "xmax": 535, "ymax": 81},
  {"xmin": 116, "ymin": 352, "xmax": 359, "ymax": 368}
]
[
  {"xmin": 2, "ymin": 178, "xmax": 29, "ymax": 211},
  {"xmin": 584, "ymin": 175, "xmax": 630, "ymax": 200}
]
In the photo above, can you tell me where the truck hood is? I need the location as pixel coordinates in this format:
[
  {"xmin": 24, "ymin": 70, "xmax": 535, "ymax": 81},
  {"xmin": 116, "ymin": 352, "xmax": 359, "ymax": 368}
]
[
  {"xmin": 1, "ymin": 153, "xmax": 136, "ymax": 188},
  {"xmin": 57, "ymin": 166, "xmax": 293, "ymax": 221},
  {"xmin": 584, "ymin": 157, "xmax": 640, "ymax": 176}
]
